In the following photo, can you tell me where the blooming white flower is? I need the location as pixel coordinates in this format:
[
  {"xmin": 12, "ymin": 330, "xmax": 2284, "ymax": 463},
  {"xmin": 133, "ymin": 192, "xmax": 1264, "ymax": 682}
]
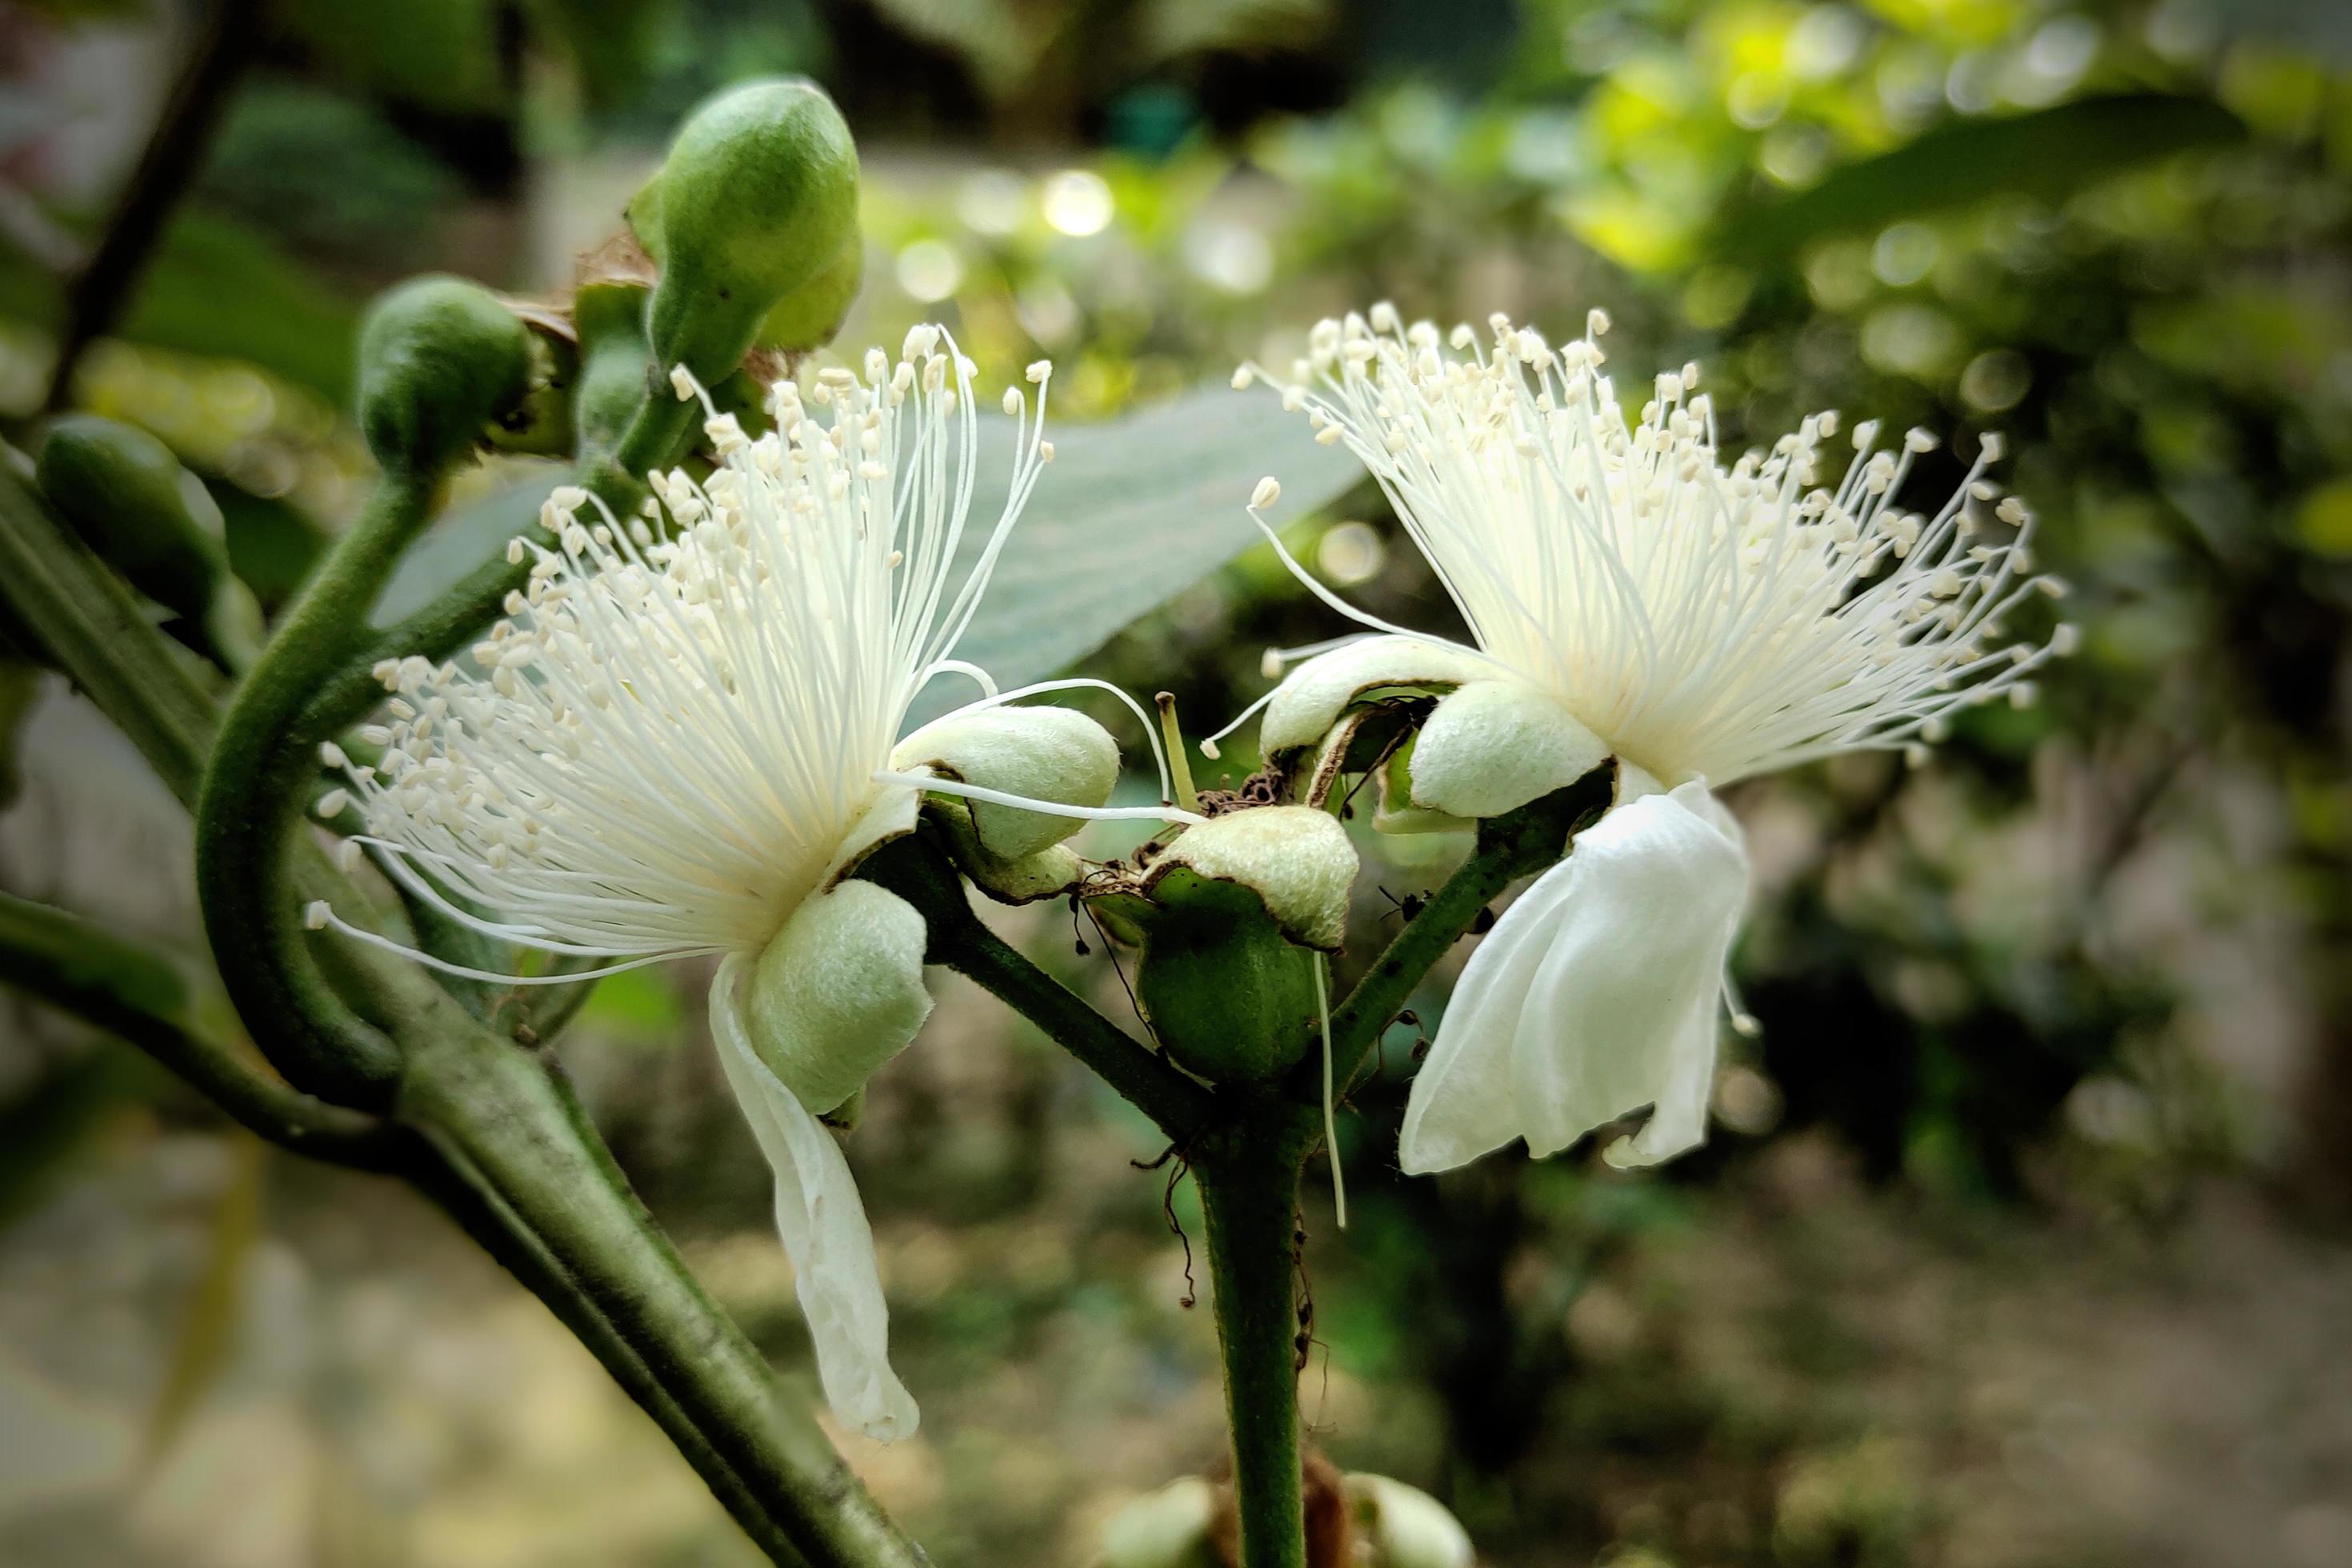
[
  {"xmin": 1236, "ymin": 308, "xmax": 2074, "ymax": 1175},
  {"xmin": 310, "ymin": 328, "xmax": 1186, "ymax": 1439}
]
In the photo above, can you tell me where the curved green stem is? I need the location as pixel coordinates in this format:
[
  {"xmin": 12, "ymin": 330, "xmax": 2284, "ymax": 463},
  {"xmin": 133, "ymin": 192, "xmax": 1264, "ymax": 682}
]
[
  {"xmin": 1194, "ymin": 1105, "xmax": 1315, "ymax": 1568},
  {"xmin": 196, "ymin": 477, "xmax": 442, "ymax": 1106}
]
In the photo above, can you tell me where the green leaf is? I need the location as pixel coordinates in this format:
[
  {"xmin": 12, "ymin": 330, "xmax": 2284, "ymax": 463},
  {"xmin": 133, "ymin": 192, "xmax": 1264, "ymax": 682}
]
[
  {"xmin": 1709, "ymin": 94, "xmax": 2246, "ymax": 265},
  {"xmin": 0, "ymin": 212, "xmax": 360, "ymax": 405},
  {"xmin": 911, "ymin": 382, "xmax": 1366, "ymax": 726},
  {"xmin": 370, "ymin": 387, "xmax": 1366, "ymax": 721},
  {"xmin": 0, "ymin": 887, "xmax": 196, "ymax": 1030},
  {"xmin": 274, "ymin": 0, "xmax": 503, "ymax": 114}
]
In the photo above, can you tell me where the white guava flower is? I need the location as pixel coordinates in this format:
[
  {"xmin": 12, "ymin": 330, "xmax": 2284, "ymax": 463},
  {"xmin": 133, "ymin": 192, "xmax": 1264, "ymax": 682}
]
[
  {"xmin": 1232, "ymin": 307, "xmax": 2074, "ymax": 1175},
  {"xmin": 308, "ymin": 330, "xmax": 1186, "ymax": 1438}
]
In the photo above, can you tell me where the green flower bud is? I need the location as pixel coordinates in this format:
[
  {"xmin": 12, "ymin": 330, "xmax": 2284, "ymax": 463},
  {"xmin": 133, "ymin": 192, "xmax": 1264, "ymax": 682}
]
[
  {"xmin": 35, "ymin": 415, "xmax": 263, "ymax": 666},
  {"xmin": 355, "ymin": 275, "xmax": 534, "ymax": 477},
  {"xmin": 1102, "ymin": 806, "xmax": 1358, "ymax": 1085},
  {"xmin": 758, "ymin": 231, "xmax": 863, "ymax": 355},
  {"xmin": 37, "ymin": 414, "xmax": 226, "ymax": 617},
  {"xmin": 634, "ymin": 78, "xmax": 861, "ymax": 378}
]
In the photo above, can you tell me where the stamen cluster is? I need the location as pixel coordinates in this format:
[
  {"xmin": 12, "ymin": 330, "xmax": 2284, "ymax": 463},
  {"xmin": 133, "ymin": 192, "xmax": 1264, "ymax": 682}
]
[
  {"xmin": 1248, "ymin": 307, "xmax": 2074, "ymax": 784},
  {"xmin": 316, "ymin": 329, "xmax": 1053, "ymax": 972}
]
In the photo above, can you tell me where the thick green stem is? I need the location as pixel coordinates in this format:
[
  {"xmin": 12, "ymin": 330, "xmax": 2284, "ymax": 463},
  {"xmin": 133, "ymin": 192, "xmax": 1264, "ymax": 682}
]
[
  {"xmin": 1194, "ymin": 1108, "xmax": 1315, "ymax": 1568},
  {"xmin": 858, "ymin": 831, "xmax": 1217, "ymax": 1141},
  {"xmin": 400, "ymin": 1015, "xmax": 924, "ymax": 1568},
  {"xmin": 0, "ymin": 889, "xmax": 397, "ymax": 1165},
  {"xmin": 410, "ymin": 1138, "xmax": 821, "ymax": 1567}
]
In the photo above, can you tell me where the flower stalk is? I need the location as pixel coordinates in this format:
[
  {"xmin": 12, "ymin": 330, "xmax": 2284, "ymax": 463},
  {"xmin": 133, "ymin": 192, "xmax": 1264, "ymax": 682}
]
[{"xmin": 1194, "ymin": 1105, "xmax": 1317, "ymax": 1568}]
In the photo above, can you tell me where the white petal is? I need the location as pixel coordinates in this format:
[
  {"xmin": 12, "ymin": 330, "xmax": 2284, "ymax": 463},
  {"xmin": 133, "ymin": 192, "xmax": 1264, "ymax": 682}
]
[
  {"xmin": 712, "ymin": 957, "xmax": 918, "ymax": 1442},
  {"xmin": 1407, "ymin": 678, "xmax": 1609, "ymax": 819},
  {"xmin": 1260, "ymin": 635, "xmax": 1490, "ymax": 754},
  {"xmin": 746, "ymin": 878, "xmax": 933, "ymax": 1116},
  {"xmin": 891, "ymin": 705, "xmax": 1118, "ymax": 859},
  {"xmin": 1399, "ymin": 782, "xmax": 1747, "ymax": 1173}
]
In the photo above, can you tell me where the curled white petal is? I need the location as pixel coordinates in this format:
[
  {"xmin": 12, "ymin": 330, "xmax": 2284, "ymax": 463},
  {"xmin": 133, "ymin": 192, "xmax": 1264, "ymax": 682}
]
[
  {"xmin": 1258, "ymin": 634, "xmax": 1492, "ymax": 755},
  {"xmin": 1399, "ymin": 781, "xmax": 1748, "ymax": 1174},
  {"xmin": 712, "ymin": 954, "xmax": 918, "ymax": 1443},
  {"xmin": 1407, "ymin": 677, "xmax": 1610, "ymax": 819},
  {"xmin": 890, "ymin": 704, "xmax": 1119, "ymax": 860},
  {"xmin": 746, "ymin": 878, "xmax": 934, "ymax": 1116}
]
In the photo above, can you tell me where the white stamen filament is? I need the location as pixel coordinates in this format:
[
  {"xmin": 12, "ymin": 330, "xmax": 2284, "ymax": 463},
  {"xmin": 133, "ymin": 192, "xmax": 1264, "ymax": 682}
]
[
  {"xmin": 1316, "ymin": 952, "xmax": 1345, "ymax": 1229},
  {"xmin": 1242, "ymin": 311, "xmax": 2070, "ymax": 784},
  {"xmin": 321, "ymin": 330, "xmax": 1085, "ymax": 968}
]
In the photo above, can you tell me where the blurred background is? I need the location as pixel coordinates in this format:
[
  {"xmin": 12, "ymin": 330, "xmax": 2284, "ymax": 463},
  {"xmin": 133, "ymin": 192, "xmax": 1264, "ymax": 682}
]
[{"xmin": 4, "ymin": 0, "xmax": 2352, "ymax": 1563}]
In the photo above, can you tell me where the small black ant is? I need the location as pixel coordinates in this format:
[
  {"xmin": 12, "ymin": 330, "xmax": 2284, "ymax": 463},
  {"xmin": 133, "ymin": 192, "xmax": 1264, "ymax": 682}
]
[{"xmin": 1377, "ymin": 886, "xmax": 1430, "ymax": 924}]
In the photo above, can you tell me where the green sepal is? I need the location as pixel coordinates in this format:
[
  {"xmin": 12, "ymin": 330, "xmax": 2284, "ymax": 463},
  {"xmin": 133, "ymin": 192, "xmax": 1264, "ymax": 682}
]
[
  {"xmin": 355, "ymin": 275, "xmax": 536, "ymax": 477},
  {"xmin": 1124, "ymin": 867, "xmax": 1321, "ymax": 1086},
  {"xmin": 924, "ymin": 796, "xmax": 1086, "ymax": 905}
]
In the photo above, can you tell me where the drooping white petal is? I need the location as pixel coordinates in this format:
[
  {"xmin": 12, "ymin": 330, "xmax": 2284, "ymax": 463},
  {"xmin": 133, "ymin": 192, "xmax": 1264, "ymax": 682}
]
[
  {"xmin": 746, "ymin": 878, "xmax": 934, "ymax": 1117},
  {"xmin": 1258, "ymin": 634, "xmax": 1492, "ymax": 755},
  {"xmin": 1398, "ymin": 780, "xmax": 1747, "ymax": 1174},
  {"xmin": 712, "ymin": 954, "xmax": 919, "ymax": 1443},
  {"xmin": 1407, "ymin": 677, "xmax": 1609, "ymax": 819}
]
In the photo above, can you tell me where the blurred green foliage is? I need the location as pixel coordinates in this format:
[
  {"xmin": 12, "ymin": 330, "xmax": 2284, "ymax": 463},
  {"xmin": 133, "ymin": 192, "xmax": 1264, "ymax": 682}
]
[{"xmin": 4, "ymin": 0, "xmax": 2350, "ymax": 1563}]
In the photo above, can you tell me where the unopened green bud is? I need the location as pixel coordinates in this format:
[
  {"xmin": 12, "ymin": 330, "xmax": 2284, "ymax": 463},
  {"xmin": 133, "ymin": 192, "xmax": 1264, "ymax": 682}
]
[
  {"xmin": 38, "ymin": 415, "xmax": 226, "ymax": 617},
  {"xmin": 355, "ymin": 275, "xmax": 534, "ymax": 477},
  {"xmin": 1109, "ymin": 806, "xmax": 1358, "ymax": 1084},
  {"xmin": 36, "ymin": 415, "xmax": 263, "ymax": 665},
  {"xmin": 634, "ymin": 78, "xmax": 861, "ymax": 378},
  {"xmin": 758, "ymin": 231, "xmax": 863, "ymax": 355},
  {"xmin": 571, "ymin": 279, "xmax": 655, "ymax": 462}
]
